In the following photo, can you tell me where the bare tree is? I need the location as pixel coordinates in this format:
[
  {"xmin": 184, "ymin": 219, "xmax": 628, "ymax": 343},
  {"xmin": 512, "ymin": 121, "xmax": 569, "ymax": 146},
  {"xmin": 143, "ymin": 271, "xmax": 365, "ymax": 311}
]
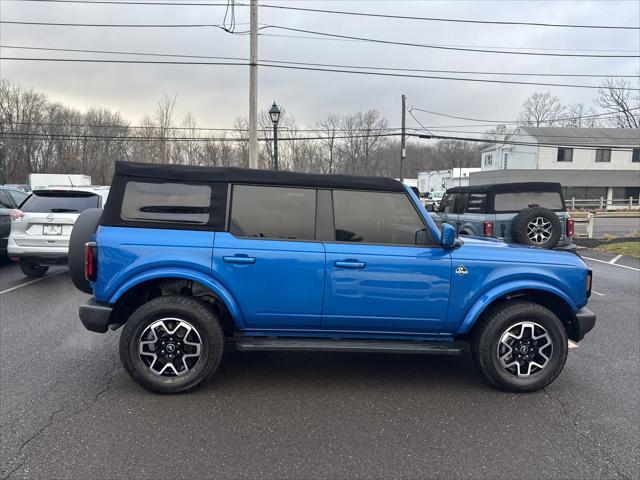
[
  {"xmin": 155, "ymin": 91, "xmax": 177, "ymax": 163},
  {"xmin": 316, "ymin": 114, "xmax": 340, "ymax": 174},
  {"xmin": 518, "ymin": 92, "xmax": 565, "ymax": 127},
  {"xmin": 596, "ymin": 77, "xmax": 639, "ymax": 128},
  {"xmin": 561, "ymin": 103, "xmax": 601, "ymax": 128}
]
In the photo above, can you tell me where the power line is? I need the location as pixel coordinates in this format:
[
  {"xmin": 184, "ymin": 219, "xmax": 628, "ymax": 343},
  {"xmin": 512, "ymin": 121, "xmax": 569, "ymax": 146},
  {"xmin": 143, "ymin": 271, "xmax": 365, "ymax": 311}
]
[
  {"xmin": 409, "ymin": 133, "xmax": 637, "ymax": 151},
  {"xmin": 6, "ymin": 0, "xmax": 639, "ymax": 30},
  {"xmin": 4, "ymin": 44, "xmax": 636, "ymax": 78},
  {"xmin": 258, "ymin": 3, "xmax": 640, "ymax": 30},
  {"xmin": 260, "ymin": 26, "xmax": 640, "ymax": 58},
  {"xmin": 3, "ymin": 56, "xmax": 636, "ymax": 90},
  {"xmin": 3, "ymin": 19, "xmax": 638, "ymax": 57},
  {"xmin": 409, "ymin": 106, "xmax": 640, "ymax": 124},
  {"xmin": 1, "ymin": 131, "xmax": 404, "ymax": 142}
]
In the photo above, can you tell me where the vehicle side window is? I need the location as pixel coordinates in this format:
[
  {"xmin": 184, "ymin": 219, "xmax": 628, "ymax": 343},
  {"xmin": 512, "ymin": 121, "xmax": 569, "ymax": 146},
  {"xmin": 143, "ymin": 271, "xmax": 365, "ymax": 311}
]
[
  {"xmin": 332, "ymin": 190, "xmax": 430, "ymax": 246},
  {"xmin": 465, "ymin": 193, "xmax": 486, "ymax": 213},
  {"xmin": 121, "ymin": 181, "xmax": 211, "ymax": 224},
  {"xmin": 0, "ymin": 191, "xmax": 12, "ymax": 208},
  {"xmin": 440, "ymin": 193, "xmax": 466, "ymax": 214},
  {"xmin": 494, "ymin": 191, "xmax": 563, "ymax": 212},
  {"xmin": 8, "ymin": 190, "xmax": 28, "ymax": 206},
  {"xmin": 229, "ymin": 185, "xmax": 316, "ymax": 240}
]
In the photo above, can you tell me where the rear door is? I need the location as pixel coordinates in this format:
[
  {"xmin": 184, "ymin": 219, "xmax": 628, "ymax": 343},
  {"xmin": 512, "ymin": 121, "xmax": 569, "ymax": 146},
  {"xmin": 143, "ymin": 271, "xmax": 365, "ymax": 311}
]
[
  {"xmin": 322, "ymin": 189, "xmax": 452, "ymax": 334},
  {"xmin": 213, "ymin": 185, "xmax": 325, "ymax": 330}
]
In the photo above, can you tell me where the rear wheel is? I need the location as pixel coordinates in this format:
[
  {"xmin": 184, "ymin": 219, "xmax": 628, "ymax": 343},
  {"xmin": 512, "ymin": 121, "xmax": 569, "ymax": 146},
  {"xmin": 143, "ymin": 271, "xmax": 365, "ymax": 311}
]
[
  {"xmin": 119, "ymin": 295, "xmax": 225, "ymax": 394},
  {"xmin": 19, "ymin": 262, "xmax": 49, "ymax": 278},
  {"xmin": 471, "ymin": 300, "xmax": 568, "ymax": 392}
]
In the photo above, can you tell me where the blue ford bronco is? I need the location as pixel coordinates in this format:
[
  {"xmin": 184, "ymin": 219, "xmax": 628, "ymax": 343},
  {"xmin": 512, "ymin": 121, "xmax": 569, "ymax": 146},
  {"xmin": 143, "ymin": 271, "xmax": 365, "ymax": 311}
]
[{"xmin": 69, "ymin": 161, "xmax": 595, "ymax": 394}]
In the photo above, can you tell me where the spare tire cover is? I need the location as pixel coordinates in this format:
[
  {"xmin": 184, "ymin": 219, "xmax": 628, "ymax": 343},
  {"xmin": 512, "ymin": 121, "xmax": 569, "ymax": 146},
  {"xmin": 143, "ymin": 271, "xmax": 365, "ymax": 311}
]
[{"xmin": 69, "ymin": 208, "xmax": 103, "ymax": 294}]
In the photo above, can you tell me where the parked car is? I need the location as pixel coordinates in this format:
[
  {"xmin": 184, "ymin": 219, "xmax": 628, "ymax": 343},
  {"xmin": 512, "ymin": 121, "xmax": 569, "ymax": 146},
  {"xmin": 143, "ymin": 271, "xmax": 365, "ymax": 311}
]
[
  {"xmin": 433, "ymin": 182, "xmax": 575, "ymax": 250},
  {"xmin": 0, "ymin": 187, "xmax": 29, "ymax": 257},
  {"xmin": 8, "ymin": 186, "xmax": 109, "ymax": 276},
  {"xmin": 422, "ymin": 190, "xmax": 446, "ymax": 211},
  {"xmin": 69, "ymin": 161, "xmax": 595, "ymax": 394}
]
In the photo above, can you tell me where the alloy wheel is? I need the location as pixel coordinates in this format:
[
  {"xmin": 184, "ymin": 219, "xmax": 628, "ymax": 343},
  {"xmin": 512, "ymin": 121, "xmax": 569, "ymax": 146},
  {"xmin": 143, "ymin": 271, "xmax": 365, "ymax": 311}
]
[
  {"xmin": 496, "ymin": 321, "xmax": 553, "ymax": 377},
  {"xmin": 138, "ymin": 318, "xmax": 202, "ymax": 376},
  {"xmin": 526, "ymin": 217, "xmax": 553, "ymax": 244}
]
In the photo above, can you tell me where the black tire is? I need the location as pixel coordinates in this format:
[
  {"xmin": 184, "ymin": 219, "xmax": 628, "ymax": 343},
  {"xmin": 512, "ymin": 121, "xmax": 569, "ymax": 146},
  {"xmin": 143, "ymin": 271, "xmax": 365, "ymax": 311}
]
[
  {"xmin": 68, "ymin": 208, "xmax": 103, "ymax": 294},
  {"xmin": 119, "ymin": 295, "xmax": 225, "ymax": 394},
  {"xmin": 20, "ymin": 262, "xmax": 49, "ymax": 278},
  {"xmin": 511, "ymin": 206, "xmax": 561, "ymax": 249},
  {"xmin": 471, "ymin": 300, "xmax": 568, "ymax": 393}
]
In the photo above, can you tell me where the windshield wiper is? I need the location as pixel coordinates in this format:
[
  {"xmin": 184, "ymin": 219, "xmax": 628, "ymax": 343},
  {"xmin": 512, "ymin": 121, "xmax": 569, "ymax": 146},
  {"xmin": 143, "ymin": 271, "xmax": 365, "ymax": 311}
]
[{"xmin": 50, "ymin": 208, "xmax": 78, "ymax": 213}]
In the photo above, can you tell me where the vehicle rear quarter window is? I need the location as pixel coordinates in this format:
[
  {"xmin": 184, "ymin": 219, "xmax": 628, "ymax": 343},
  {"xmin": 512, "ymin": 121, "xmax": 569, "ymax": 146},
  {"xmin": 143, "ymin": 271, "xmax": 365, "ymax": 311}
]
[
  {"xmin": 20, "ymin": 191, "xmax": 100, "ymax": 213},
  {"xmin": 332, "ymin": 190, "xmax": 428, "ymax": 245},
  {"xmin": 440, "ymin": 193, "xmax": 466, "ymax": 214},
  {"xmin": 465, "ymin": 193, "xmax": 486, "ymax": 213},
  {"xmin": 494, "ymin": 191, "xmax": 563, "ymax": 212},
  {"xmin": 121, "ymin": 182, "xmax": 211, "ymax": 224},
  {"xmin": 229, "ymin": 185, "xmax": 316, "ymax": 240}
]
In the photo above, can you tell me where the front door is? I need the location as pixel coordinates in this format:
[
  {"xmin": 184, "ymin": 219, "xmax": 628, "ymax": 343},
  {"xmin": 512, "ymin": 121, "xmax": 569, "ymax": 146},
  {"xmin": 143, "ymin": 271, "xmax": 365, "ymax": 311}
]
[
  {"xmin": 322, "ymin": 189, "xmax": 452, "ymax": 334},
  {"xmin": 213, "ymin": 185, "xmax": 325, "ymax": 330}
]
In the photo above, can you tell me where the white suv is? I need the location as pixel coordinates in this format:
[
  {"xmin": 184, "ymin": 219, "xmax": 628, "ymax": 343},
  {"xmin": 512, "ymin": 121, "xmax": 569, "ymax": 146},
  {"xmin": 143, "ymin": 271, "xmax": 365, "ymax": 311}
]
[{"xmin": 8, "ymin": 186, "xmax": 109, "ymax": 277}]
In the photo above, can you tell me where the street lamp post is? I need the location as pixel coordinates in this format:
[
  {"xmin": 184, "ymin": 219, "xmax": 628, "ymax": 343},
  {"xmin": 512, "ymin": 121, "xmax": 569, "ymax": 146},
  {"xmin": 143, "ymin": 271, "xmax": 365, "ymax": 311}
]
[{"xmin": 269, "ymin": 102, "xmax": 281, "ymax": 170}]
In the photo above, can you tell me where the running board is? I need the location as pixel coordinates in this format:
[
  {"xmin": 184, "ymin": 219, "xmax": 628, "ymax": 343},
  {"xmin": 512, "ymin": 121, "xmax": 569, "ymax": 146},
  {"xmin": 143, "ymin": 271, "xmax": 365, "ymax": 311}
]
[{"xmin": 231, "ymin": 337, "xmax": 465, "ymax": 355}]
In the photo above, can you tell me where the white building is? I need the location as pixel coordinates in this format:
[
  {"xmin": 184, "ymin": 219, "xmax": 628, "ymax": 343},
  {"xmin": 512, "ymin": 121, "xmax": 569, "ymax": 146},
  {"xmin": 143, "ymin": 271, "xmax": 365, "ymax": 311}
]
[
  {"xmin": 417, "ymin": 168, "xmax": 481, "ymax": 195},
  {"xmin": 474, "ymin": 127, "xmax": 640, "ymax": 202}
]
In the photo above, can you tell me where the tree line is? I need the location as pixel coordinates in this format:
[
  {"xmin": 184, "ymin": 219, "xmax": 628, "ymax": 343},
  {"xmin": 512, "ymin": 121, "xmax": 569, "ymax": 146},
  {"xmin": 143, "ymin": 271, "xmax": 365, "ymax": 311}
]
[{"xmin": 0, "ymin": 77, "xmax": 637, "ymax": 185}]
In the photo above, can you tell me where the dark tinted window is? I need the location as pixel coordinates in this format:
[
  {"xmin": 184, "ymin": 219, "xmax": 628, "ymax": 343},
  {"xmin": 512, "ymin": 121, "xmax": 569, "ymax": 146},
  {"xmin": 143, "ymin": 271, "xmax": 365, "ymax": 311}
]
[
  {"xmin": 0, "ymin": 190, "xmax": 12, "ymax": 209},
  {"xmin": 7, "ymin": 189, "xmax": 28, "ymax": 206},
  {"xmin": 440, "ymin": 193, "xmax": 466, "ymax": 214},
  {"xmin": 121, "ymin": 181, "xmax": 211, "ymax": 224},
  {"xmin": 333, "ymin": 190, "xmax": 428, "ymax": 245},
  {"xmin": 465, "ymin": 193, "xmax": 486, "ymax": 213},
  {"xmin": 595, "ymin": 148, "xmax": 611, "ymax": 162},
  {"xmin": 557, "ymin": 148, "xmax": 573, "ymax": 162},
  {"xmin": 230, "ymin": 185, "xmax": 316, "ymax": 240},
  {"xmin": 21, "ymin": 191, "xmax": 100, "ymax": 213},
  {"xmin": 633, "ymin": 149, "xmax": 640, "ymax": 163},
  {"xmin": 494, "ymin": 191, "xmax": 563, "ymax": 212}
]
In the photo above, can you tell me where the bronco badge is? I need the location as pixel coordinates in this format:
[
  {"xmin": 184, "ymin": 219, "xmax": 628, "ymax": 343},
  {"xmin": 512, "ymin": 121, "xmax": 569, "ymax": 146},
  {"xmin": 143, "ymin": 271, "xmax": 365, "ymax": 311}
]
[{"xmin": 455, "ymin": 265, "xmax": 468, "ymax": 276}]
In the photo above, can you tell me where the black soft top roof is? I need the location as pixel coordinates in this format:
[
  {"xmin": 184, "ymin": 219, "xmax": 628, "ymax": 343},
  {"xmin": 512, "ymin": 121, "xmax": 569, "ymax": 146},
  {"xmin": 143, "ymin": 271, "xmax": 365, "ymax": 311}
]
[
  {"xmin": 115, "ymin": 161, "xmax": 405, "ymax": 192},
  {"xmin": 446, "ymin": 182, "xmax": 562, "ymax": 194}
]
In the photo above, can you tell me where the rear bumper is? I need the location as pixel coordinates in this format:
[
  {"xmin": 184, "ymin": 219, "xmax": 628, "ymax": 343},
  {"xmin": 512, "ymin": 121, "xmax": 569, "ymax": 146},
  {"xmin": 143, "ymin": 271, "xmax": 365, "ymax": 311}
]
[
  {"xmin": 9, "ymin": 253, "xmax": 68, "ymax": 265},
  {"xmin": 572, "ymin": 307, "xmax": 596, "ymax": 342},
  {"xmin": 8, "ymin": 238, "xmax": 69, "ymax": 262},
  {"xmin": 79, "ymin": 298, "xmax": 114, "ymax": 333},
  {"xmin": 554, "ymin": 243, "xmax": 577, "ymax": 252}
]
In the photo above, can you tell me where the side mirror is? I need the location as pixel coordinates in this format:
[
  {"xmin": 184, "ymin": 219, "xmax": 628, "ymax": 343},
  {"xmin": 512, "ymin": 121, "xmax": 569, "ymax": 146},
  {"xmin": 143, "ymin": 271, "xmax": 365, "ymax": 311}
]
[{"xmin": 440, "ymin": 223, "xmax": 457, "ymax": 248}]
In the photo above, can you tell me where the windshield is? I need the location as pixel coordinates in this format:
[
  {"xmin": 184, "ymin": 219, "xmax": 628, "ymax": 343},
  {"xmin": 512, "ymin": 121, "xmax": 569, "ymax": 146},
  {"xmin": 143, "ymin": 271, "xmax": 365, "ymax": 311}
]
[{"xmin": 20, "ymin": 191, "xmax": 100, "ymax": 213}]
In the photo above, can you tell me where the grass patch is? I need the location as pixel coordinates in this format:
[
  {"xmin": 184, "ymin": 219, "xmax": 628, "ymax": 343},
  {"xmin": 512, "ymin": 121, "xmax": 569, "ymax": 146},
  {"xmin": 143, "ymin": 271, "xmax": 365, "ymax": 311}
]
[{"xmin": 598, "ymin": 241, "xmax": 640, "ymax": 258}]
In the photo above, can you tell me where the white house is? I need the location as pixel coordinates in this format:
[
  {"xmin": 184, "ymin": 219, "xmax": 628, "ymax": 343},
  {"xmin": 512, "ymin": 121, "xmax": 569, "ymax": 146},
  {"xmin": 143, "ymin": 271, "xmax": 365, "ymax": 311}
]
[{"xmin": 474, "ymin": 127, "xmax": 640, "ymax": 202}]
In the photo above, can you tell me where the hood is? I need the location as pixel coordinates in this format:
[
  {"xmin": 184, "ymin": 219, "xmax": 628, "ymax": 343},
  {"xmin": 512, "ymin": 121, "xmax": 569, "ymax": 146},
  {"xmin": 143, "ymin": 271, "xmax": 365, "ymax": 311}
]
[{"xmin": 452, "ymin": 236, "xmax": 586, "ymax": 268}]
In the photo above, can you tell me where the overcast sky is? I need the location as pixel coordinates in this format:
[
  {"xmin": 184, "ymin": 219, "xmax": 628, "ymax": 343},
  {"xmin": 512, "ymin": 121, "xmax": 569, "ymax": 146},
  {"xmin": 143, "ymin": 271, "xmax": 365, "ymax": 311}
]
[{"xmin": 1, "ymin": 0, "xmax": 639, "ymax": 133}]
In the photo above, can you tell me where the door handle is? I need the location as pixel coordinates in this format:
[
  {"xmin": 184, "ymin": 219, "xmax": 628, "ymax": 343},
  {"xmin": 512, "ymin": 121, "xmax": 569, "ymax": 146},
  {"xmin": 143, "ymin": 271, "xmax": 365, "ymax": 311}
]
[
  {"xmin": 335, "ymin": 260, "xmax": 366, "ymax": 269},
  {"xmin": 223, "ymin": 255, "xmax": 256, "ymax": 264}
]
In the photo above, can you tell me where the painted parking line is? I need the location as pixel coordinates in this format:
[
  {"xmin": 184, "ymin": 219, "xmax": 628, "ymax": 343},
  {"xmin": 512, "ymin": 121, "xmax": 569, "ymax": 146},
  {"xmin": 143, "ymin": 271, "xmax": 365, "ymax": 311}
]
[
  {"xmin": 582, "ymin": 256, "xmax": 640, "ymax": 272},
  {"xmin": 591, "ymin": 291, "xmax": 605, "ymax": 296},
  {"xmin": 568, "ymin": 340, "xmax": 580, "ymax": 349},
  {"xmin": 609, "ymin": 254, "xmax": 623, "ymax": 264},
  {"xmin": 0, "ymin": 271, "xmax": 66, "ymax": 295}
]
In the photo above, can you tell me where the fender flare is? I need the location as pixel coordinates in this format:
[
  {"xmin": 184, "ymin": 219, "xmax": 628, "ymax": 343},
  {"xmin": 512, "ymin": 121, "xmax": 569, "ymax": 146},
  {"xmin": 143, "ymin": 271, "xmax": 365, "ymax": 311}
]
[
  {"xmin": 109, "ymin": 267, "xmax": 245, "ymax": 328},
  {"xmin": 455, "ymin": 279, "xmax": 578, "ymax": 335}
]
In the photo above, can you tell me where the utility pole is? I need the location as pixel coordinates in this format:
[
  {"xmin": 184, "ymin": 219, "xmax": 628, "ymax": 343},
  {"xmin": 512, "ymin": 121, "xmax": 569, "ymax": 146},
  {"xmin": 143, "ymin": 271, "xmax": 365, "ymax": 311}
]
[
  {"xmin": 400, "ymin": 94, "xmax": 406, "ymax": 182},
  {"xmin": 248, "ymin": 0, "xmax": 258, "ymax": 169}
]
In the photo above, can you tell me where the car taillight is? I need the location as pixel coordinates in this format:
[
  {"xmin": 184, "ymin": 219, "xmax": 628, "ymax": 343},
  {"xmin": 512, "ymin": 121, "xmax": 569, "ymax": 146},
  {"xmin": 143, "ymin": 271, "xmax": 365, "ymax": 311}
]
[
  {"xmin": 566, "ymin": 218, "xmax": 575, "ymax": 238},
  {"xmin": 9, "ymin": 209, "xmax": 24, "ymax": 221},
  {"xmin": 85, "ymin": 242, "xmax": 97, "ymax": 282},
  {"xmin": 483, "ymin": 221, "xmax": 494, "ymax": 236}
]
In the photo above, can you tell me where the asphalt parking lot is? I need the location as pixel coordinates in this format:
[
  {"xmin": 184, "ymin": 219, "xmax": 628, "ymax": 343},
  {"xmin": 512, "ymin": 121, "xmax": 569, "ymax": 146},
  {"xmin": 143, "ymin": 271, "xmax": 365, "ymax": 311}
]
[{"xmin": 1, "ymin": 255, "xmax": 638, "ymax": 479}]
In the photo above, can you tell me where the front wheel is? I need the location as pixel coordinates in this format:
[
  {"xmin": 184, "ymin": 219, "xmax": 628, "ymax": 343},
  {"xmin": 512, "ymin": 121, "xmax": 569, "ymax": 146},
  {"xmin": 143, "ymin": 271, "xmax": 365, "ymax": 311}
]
[
  {"xmin": 471, "ymin": 300, "xmax": 568, "ymax": 392},
  {"xmin": 119, "ymin": 295, "xmax": 225, "ymax": 394},
  {"xmin": 20, "ymin": 262, "xmax": 49, "ymax": 278}
]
